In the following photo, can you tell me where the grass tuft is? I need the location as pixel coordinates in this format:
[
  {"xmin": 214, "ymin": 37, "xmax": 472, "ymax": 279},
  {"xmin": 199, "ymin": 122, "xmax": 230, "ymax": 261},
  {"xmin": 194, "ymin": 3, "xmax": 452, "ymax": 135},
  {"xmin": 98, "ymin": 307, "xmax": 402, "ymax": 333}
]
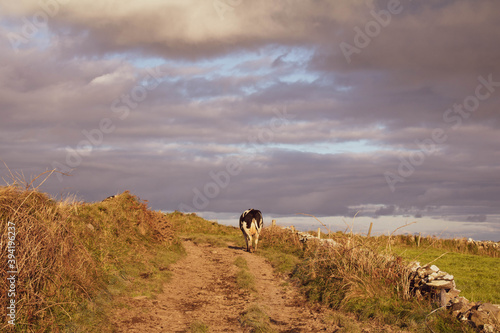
[
  {"xmin": 234, "ymin": 257, "xmax": 256, "ymax": 292},
  {"xmin": 239, "ymin": 304, "xmax": 276, "ymax": 333},
  {"xmin": 234, "ymin": 256, "xmax": 249, "ymax": 269},
  {"xmin": 189, "ymin": 320, "xmax": 209, "ymax": 333},
  {"xmin": 324, "ymin": 312, "xmax": 363, "ymax": 333}
]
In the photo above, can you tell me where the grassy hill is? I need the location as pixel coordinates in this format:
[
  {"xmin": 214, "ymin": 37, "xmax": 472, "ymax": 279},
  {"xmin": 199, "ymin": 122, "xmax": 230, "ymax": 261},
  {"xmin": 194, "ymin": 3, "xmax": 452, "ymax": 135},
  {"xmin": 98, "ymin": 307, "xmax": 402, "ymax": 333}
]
[
  {"xmin": 1, "ymin": 186, "xmax": 181, "ymax": 332},
  {"xmin": 1, "ymin": 185, "xmax": 497, "ymax": 332}
]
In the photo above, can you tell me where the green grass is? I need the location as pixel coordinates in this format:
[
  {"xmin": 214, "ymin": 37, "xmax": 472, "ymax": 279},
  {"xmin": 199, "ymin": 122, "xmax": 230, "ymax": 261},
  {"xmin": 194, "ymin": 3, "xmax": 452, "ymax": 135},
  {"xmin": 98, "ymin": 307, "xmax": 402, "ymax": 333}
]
[
  {"xmin": 168, "ymin": 211, "xmax": 245, "ymax": 249},
  {"xmin": 259, "ymin": 249, "xmax": 301, "ymax": 274},
  {"xmin": 323, "ymin": 312, "xmax": 363, "ymax": 333},
  {"xmin": 168, "ymin": 211, "xmax": 241, "ymax": 238},
  {"xmin": 236, "ymin": 269, "xmax": 256, "ymax": 292},
  {"xmin": 189, "ymin": 320, "xmax": 210, "ymax": 333},
  {"xmin": 234, "ymin": 257, "xmax": 256, "ymax": 292},
  {"xmin": 239, "ymin": 304, "xmax": 277, "ymax": 333},
  {"xmin": 257, "ymin": 226, "xmax": 304, "ymax": 274},
  {"xmin": 393, "ymin": 247, "xmax": 500, "ymax": 303},
  {"xmin": 234, "ymin": 256, "xmax": 249, "ymax": 269}
]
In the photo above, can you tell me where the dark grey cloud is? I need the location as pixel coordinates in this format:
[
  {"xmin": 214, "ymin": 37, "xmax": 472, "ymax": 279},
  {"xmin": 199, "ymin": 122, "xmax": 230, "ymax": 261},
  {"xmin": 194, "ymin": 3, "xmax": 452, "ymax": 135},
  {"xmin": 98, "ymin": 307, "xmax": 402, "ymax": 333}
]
[
  {"xmin": 374, "ymin": 205, "xmax": 396, "ymax": 217},
  {"xmin": 0, "ymin": 0, "xmax": 499, "ymax": 240},
  {"xmin": 466, "ymin": 215, "xmax": 488, "ymax": 223}
]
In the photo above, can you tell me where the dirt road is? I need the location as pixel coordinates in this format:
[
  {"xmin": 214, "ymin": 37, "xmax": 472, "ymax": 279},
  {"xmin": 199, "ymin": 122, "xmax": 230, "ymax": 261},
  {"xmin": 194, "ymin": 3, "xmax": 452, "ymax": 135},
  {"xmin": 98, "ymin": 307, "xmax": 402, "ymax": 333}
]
[{"xmin": 112, "ymin": 240, "xmax": 391, "ymax": 332}]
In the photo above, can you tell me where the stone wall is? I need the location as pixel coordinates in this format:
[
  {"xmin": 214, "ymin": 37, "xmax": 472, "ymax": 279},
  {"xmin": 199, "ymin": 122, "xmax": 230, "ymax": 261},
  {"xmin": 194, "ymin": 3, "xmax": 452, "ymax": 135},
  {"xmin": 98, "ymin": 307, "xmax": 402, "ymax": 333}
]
[
  {"xmin": 467, "ymin": 238, "xmax": 500, "ymax": 251},
  {"xmin": 409, "ymin": 262, "xmax": 500, "ymax": 332},
  {"xmin": 283, "ymin": 226, "xmax": 338, "ymax": 246}
]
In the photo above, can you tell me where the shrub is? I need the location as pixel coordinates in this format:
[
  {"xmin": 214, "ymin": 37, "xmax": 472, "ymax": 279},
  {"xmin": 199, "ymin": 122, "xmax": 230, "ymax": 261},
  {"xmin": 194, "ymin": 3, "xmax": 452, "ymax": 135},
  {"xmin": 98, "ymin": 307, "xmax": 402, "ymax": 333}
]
[{"xmin": 292, "ymin": 234, "xmax": 425, "ymax": 327}]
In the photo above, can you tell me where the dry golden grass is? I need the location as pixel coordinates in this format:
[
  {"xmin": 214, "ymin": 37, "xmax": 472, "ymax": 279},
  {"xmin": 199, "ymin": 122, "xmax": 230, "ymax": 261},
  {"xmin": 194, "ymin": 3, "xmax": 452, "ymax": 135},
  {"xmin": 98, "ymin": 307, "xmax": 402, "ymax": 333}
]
[
  {"xmin": 259, "ymin": 225, "xmax": 303, "ymax": 255},
  {"xmin": 0, "ymin": 181, "xmax": 177, "ymax": 332},
  {"xmin": 1, "ymin": 185, "xmax": 96, "ymax": 330},
  {"xmin": 294, "ymin": 234, "xmax": 411, "ymax": 309}
]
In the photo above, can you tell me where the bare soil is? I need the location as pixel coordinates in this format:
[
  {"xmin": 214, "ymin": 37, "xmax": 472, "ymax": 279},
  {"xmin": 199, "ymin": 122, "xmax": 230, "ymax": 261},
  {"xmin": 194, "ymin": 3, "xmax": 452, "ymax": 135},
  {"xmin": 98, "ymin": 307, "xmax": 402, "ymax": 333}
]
[{"xmin": 111, "ymin": 240, "xmax": 400, "ymax": 332}]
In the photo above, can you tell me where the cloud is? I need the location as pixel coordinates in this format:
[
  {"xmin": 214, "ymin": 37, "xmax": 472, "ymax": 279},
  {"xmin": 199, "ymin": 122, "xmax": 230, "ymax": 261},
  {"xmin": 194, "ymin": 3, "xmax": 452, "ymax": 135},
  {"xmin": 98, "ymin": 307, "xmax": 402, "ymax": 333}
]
[
  {"xmin": 0, "ymin": 0, "xmax": 499, "ymax": 241},
  {"xmin": 466, "ymin": 215, "xmax": 487, "ymax": 223},
  {"xmin": 374, "ymin": 205, "xmax": 396, "ymax": 217},
  {"xmin": 1, "ymin": 1, "xmax": 335, "ymax": 59}
]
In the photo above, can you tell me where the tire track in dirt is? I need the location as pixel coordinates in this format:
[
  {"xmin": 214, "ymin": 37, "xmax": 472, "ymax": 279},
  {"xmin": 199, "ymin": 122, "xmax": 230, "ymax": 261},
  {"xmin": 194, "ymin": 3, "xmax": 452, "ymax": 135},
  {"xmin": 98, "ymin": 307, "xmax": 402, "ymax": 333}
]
[{"xmin": 112, "ymin": 239, "xmax": 397, "ymax": 332}]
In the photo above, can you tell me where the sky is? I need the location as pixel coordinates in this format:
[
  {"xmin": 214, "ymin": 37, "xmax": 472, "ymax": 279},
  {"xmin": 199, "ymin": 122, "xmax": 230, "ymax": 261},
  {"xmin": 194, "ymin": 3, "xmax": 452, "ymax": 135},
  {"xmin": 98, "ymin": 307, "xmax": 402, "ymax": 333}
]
[{"xmin": 1, "ymin": 0, "xmax": 499, "ymax": 240}]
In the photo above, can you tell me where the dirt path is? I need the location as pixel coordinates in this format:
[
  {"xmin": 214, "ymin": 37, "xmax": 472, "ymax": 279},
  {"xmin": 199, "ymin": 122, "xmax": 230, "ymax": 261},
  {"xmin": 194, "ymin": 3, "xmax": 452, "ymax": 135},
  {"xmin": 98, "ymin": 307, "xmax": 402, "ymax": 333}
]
[{"xmin": 111, "ymin": 240, "xmax": 391, "ymax": 332}]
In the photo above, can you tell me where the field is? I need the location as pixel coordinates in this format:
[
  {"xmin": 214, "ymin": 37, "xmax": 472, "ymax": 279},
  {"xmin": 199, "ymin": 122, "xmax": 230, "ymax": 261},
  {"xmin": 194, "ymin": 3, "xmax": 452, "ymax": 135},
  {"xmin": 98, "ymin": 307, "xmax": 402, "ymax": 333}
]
[
  {"xmin": 1, "ymin": 183, "xmax": 498, "ymax": 332},
  {"xmin": 393, "ymin": 247, "xmax": 500, "ymax": 304}
]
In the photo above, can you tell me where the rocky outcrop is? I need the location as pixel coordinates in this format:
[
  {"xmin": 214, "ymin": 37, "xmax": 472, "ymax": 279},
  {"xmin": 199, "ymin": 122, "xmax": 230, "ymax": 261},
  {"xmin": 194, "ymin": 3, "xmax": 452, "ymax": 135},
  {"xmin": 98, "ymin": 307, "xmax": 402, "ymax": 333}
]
[
  {"xmin": 449, "ymin": 299, "xmax": 500, "ymax": 332},
  {"xmin": 409, "ymin": 262, "xmax": 500, "ymax": 332}
]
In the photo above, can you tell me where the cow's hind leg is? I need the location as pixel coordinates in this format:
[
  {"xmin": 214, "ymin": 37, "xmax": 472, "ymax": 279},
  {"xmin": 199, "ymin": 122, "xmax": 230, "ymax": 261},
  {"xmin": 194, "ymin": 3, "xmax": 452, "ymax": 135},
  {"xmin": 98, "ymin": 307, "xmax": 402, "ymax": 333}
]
[
  {"xmin": 254, "ymin": 233, "xmax": 260, "ymax": 252},
  {"xmin": 244, "ymin": 234, "xmax": 250, "ymax": 252},
  {"xmin": 248, "ymin": 234, "xmax": 253, "ymax": 252}
]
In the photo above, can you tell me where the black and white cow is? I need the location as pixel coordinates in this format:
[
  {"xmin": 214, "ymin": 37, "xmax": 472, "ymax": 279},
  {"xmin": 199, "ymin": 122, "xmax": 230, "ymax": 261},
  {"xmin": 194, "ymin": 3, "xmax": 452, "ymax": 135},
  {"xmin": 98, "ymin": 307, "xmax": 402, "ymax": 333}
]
[{"xmin": 239, "ymin": 209, "xmax": 263, "ymax": 253}]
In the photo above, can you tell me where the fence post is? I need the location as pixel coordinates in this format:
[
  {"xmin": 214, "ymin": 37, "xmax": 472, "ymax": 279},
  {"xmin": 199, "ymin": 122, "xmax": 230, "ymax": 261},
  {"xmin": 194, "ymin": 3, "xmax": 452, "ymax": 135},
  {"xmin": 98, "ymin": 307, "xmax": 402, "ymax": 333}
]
[
  {"xmin": 367, "ymin": 222, "xmax": 373, "ymax": 237},
  {"xmin": 417, "ymin": 232, "xmax": 421, "ymax": 247},
  {"xmin": 272, "ymin": 219, "xmax": 276, "ymax": 227},
  {"xmin": 317, "ymin": 227, "xmax": 321, "ymax": 239}
]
